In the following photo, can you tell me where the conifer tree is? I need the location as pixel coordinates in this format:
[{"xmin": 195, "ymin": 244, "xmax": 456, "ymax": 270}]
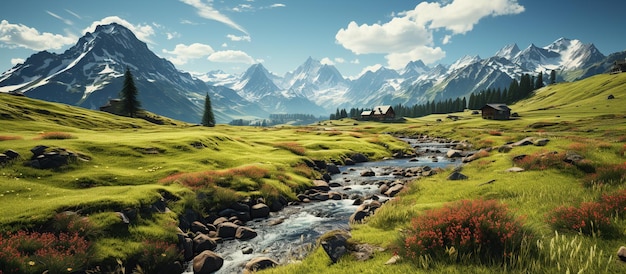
[
  {"xmin": 535, "ymin": 72, "xmax": 544, "ymax": 89},
  {"xmin": 202, "ymin": 93, "xmax": 216, "ymax": 127},
  {"xmin": 550, "ymin": 70, "xmax": 556, "ymax": 84},
  {"xmin": 119, "ymin": 67, "xmax": 141, "ymax": 117}
]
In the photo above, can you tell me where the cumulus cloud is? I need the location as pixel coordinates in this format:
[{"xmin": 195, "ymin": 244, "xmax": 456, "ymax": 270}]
[
  {"xmin": 320, "ymin": 57, "xmax": 334, "ymax": 65},
  {"xmin": 335, "ymin": 0, "xmax": 524, "ymax": 69},
  {"xmin": 83, "ymin": 16, "xmax": 155, "ymax": 44},
  {"xmin": 207, "ymin": 50, "xmax": 255, "ymax": 64},
  {"xmin": 321, "ymin": 57, "xmax": 345, "ymax": 66},
  {"xmin": 226, "ymin": 34, "xmax": 251, "ymax": 42},
  {"xmin": 11, "ymin": 58, "xmax": 25, "ymax": 66},
  {"xmin": 0, "ymin": 20, "xmax": 77, "ymax": 51},
  {"xmin": 162, "ymin": 43, "xmax": 215, "ymax": 65},
  {"xmin": 180, "ymin": 0, "xmax": 248, "ymax": 35}
]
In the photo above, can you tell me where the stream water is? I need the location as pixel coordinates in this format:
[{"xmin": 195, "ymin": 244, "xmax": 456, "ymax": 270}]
[{"xmin": 184, "ymin": 140, "xmax": 455, "ymax": 273}]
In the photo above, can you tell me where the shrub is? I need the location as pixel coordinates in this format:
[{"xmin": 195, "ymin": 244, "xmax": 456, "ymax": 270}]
[
  {"xmin": 36, "ymin": 132, "xmax": 76, "ymax": 140},
  {"xmin": 547, "ymin": 190, "xmax": 626, "ymax": 236},
  {"xmin": 0, "ymin": 135, "xmax": 23, "ymax": 141},
  {"xmin": 273, "ymin": 142, "xmax": 306, "ymax": 155},
  {"xmin": 137, "ymin": 240, "xmax": 182, "ymax": 273},
  {"xmin": 400, "ymin": 199, "xmax": 527, "ymax": 266},
  {"xmin": 583, "ymin": 162, "xmax": 626, "ymax": 187},
  {"xmin": 546, "ymin": 202, "xmax": 611, "ymax": 236},
  {"xmin": 488, "ymin": 130, "xmax": 502, "ymax": 136},
  {"xmin": 0, "ymin": 230, "xmax": 91, "ymax": 273},
  {"xmin": 160, "ymin": 165, "xmax": 270, "ymax": 190},
  {"xmin": 513, "ymin": 150, "xmax": 570, "ymax": 171}
]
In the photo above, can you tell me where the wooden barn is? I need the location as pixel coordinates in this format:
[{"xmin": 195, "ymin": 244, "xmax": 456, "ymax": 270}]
[
  {"xmin": 361, "ymin": 105, "xmax": 395, "ymax": 120},
  {"xmin": 481, "ymin": 104, "xmax": 511, "ymax": 120}
]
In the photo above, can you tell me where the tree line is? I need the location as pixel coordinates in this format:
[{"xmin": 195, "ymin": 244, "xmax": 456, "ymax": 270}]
[{"xmin": 330, "ymin": 70, "xmax": 554, "ymax": 120}]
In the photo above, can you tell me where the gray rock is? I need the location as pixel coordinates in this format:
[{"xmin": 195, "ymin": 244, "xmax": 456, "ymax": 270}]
[
  {"xmin": 243, "ymin": 257, "xmax": 279, "ymax": 273},
  {"xmin": 216, "ymin": 222, "xmax": 238, "ymax": 239},
  {"xmin": 193, "ymin": 251, "xmax": 224, "ymax": 274},
  {"xmin": 236, "ymin": 226, "xmax": 258, "ymax": 240},
  {"xmin": 320, "ymin": 230, "xmax": 351, "ymax": 264},
  {"xmin": 250, "ymin": 203, "xmax": 270, "ymax": 219},
  {"xmin": 193, "ymin": 234, "xmax": 218, "ymax": 253},
  {"xmin": 447, "ymin": 171, "xmax": 468, "ymax": 180}
]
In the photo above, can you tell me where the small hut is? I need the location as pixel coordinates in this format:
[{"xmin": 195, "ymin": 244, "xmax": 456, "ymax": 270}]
[{"xmin": 481, "ymin": 104, "xmax": 511, "ymax": 120}]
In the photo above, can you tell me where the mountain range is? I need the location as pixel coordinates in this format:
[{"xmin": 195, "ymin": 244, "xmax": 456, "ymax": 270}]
[{"xmin": 0, "ymin": 23, "xmax": 619, "ymax": 124}]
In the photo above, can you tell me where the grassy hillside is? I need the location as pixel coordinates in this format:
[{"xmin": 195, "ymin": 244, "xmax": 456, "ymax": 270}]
[
  {"xmin": 0, "ymin": 72, "xmax": 625, "ymax": 273},
  {"xmin": 261, "ymin": 73, "xmax": 626, "ymax": 273}
]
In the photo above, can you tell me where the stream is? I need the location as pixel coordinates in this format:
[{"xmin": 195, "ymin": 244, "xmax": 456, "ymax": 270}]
[{"xmin": 183, "ymin": 140, "xmax": 456, "ymax": 273}]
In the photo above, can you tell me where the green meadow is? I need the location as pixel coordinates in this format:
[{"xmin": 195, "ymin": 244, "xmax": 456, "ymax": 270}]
[{"xmin": 0, "ymin": 72, "xmax": 625, "ymax": 273}]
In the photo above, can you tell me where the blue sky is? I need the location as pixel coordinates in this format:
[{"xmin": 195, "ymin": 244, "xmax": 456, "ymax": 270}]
[{"xmin": 0, "ymin": 0, "xmax": 625, "ymax": 78}]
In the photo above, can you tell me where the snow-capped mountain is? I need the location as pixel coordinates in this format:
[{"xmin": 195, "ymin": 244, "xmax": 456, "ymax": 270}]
[
  {"xmin": 0, "ymin": 23, "xmax": 615, "ymax": 123},
  {"xmin": 0, "ymin": 23, "xmax": 267, "ymax": 123}
]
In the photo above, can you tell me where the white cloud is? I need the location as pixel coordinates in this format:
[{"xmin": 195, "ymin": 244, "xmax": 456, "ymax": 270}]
[
  {"xmin": 221, "ymin": 42, "xmax": 228, "ymax": 47},
  {"xmin": 166, "ymin": 32, "xmax": 180, "ymax": 40},
  {"xmin": 10, "ymin": 58, "xmax": 25, "ymax": 65},
  {"xmin": 0, "ymin": 20, "xmax": 77, "ymax": 51},
  {"xmin": 320, "ymin": 57, "xmax": 334, "ymax": 65},
  {"xmin": 181, "ymin": 19, "xmax": 199, "ymax": 25},
  {"xmin": 320, "ymin": 57, "xmax": 345, "ymax": 66},
  {"xmin": 350, "ymin": 59, "xmax": 360, "ymax": 64},
  {"xmin": 65, "ymin": 9, "xmax": 82, "ymax": 20},
  {"xmin": 82, "ymin": 16, "xmax": 155, "ymax": 44},
  {"xmin": 162, "ymin": 43, "xmax": 215, "ymax": 65},
  {"xmin": 226, "ymin": 34, "xmax": 251, "ymax": 42},
  {"xmin": 270, "ymin": 3, "xmax": 286, "ymax": 8},
  {"xmin": 335, "ymin": 0, "xmax": 524, "ymax": 69},
  {"xmin": 180, "ymin": 0, "xmax": 249, "ymax": 35},
  {"xmin": 442, "ymin": 35, "xmax": 452, "ymax": 45},
  {"xmin": 46, "ymin": 11, "xmax": 73, "ymax": 25},
  {"xmin": 208, "ymin": 50, "xmax": 255, "ymax": 64}
]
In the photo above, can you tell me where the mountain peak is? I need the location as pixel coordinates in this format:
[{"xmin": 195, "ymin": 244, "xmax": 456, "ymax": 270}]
[{"xmin": 495, "ymin": 43, "xmax": 520, "ymax": 59}]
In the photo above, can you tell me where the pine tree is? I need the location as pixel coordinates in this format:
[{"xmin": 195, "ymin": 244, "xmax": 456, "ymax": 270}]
[
  {"xmin": 202, "ymin": 93, "xmax": 216, "ymax": 127},
  {"xmin": 119, "ymin": 67, "xmax": 141, "ymax": 117},
  {"xmin": 535, "ymin": 72, "xmax": 544, "ymax": 89},
  {"xmin": 550, "ymin": 70, "xmax": 556, "ymax": 84}
]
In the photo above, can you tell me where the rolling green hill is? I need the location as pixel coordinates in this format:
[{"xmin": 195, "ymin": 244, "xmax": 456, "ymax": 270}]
[{"xmin": 0, "ymin": 72, "xmax": 625, "ymax": 273}]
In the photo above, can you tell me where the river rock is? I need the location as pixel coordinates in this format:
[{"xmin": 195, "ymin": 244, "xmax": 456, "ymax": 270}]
[
  {"xmin": 243, "ymin": 257, "xmax": 279, "ymax": 273},
  {"xmin": 216, "ymin": 222, "xmax": 239, "ymax": 239},
  {"xmin": 350, "ymin": 153, "xmax": 369, "ymax": 163},
  {"xmin": 361, "ymin": 169, "xmax": 375, "ymax": 177},
  {"xmin": 313, "ymin": 180, "xmax": 331, "ymax": 191},
  {"xmin": 193, "ymin": 251, "xmax": 224, "ymax": 274},
  {"xmin": 327, "ymin": 164, "xmax": 341, "ymax": 174},
  {"xmin": 213, "ymin": 217, "xmax": 229, "ymax": 226},
  {"xmin": 385, "ymin": 184, "xmax": 404, "ymax": 197},
  {"xmin": 193, "ymin": 234, "xmax": 218, "ymax": 253},
  {"xmin": 379, "ymin": 184, "xmax": 389, "ymax": 195},
  {"xmin": 447, "ymin": 149, "xmax": 464, "ymax": 158},
  {"xmin": 320, "ymin": 230, "xmax": 351, "ymax": 264},
  {"xmin": 250, "ymin": 203, "xmax": 270, "ymax": 219},
  {"xmin": 191, "ymin": 221, "xmax": 211, "ymax": 234},
  {"xmin": 236, "ymin": 226, "xmax": 258, "ymax": 240}
]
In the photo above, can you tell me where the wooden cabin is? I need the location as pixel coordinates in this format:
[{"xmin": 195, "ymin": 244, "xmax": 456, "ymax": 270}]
[
  {"xmin": 361, "ymin": 105, "xmax": 395, "ymax": 120},
  {"xmin": 481, "ymin": 104, "xmax": 511, "ymax": 120}
]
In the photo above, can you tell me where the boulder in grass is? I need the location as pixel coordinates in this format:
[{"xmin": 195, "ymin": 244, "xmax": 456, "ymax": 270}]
[{"xmin": 319, "ymin": 230, "xmax": 351, "ymax": 264}]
